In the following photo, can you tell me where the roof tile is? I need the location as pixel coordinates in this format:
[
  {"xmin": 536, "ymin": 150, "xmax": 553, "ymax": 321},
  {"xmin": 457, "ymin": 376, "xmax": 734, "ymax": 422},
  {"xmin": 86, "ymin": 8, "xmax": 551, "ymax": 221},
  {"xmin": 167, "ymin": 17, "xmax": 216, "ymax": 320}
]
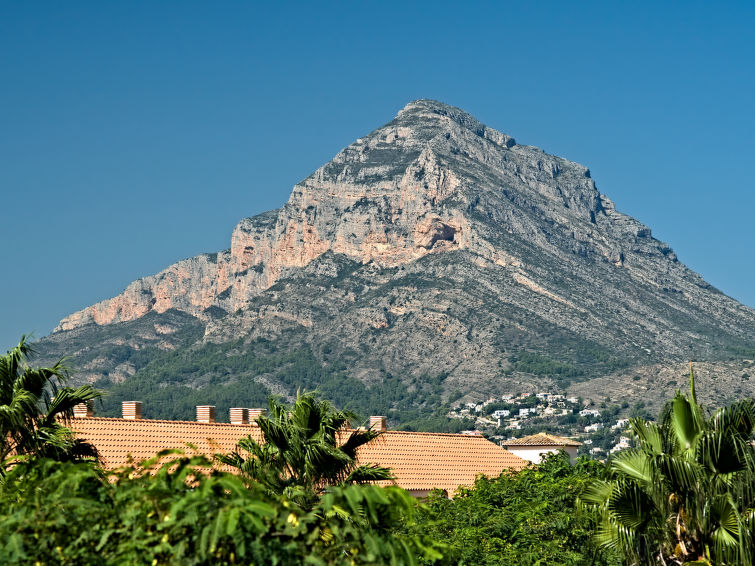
[{"xmin": 69, "ymin": 417, "xmax": 528, "ymax": 493}]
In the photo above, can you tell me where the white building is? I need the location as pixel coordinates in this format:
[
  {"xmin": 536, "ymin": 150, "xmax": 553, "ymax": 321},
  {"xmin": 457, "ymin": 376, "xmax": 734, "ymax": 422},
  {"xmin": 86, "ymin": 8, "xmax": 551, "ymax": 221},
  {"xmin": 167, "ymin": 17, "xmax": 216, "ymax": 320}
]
[
  {"xmin": 611, "ymin": 418, "xmax": 630, "ymax": 430},
  {"xmin": 579, "ymin": 409, "xmax": 601, "ymax": 418},
  {"xmin": 584, "ymin": 423, "xmax": 604, "ymax": 433},
  {"xmin": 500, "ymin": 433, "xmax": 582, "ymax": 464},
  {"xmin": 610, "ymin": 437, "xmax": 632, "ymax": 453}
]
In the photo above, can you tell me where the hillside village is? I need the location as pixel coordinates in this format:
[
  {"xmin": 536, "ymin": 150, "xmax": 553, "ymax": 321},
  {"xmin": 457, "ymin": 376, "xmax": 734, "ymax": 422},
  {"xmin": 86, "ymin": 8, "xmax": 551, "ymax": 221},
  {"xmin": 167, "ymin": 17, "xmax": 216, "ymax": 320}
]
[{"xmin": 449, "ymin": 391, "xmax": 643, "ymax": 457}]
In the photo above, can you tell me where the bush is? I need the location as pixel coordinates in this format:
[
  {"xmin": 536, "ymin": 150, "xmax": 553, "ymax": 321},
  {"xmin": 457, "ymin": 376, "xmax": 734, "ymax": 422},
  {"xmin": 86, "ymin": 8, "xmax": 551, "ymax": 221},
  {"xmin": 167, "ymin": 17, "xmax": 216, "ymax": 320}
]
[
  {"xmin": 0, "ymin": 454, "xmax": 442, "ymax": 565},
  {"xmin": 405, "ymin": 452, "xmax": 620, "ymax": 565}
]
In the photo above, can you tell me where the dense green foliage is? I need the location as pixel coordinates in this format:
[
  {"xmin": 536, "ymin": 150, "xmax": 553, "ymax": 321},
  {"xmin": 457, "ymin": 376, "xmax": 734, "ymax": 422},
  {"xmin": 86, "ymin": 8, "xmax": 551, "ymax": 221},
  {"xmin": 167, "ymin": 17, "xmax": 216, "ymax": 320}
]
[
  {"xmin": 407, "ymin": 452, "xmax": 620, "ymax": 565},
  {"xmin": 508, "ymin": 351, "xmax": 583, "ymax": 379},
  {"xmin": 96, "ymin": 337, "xmax": 460, "ymax": 431},
  {"xmin": 219, "ymin": 392, "xmax": 393, "ymax": 509},
  {"xmin": 583, "ymin": 370, "xmax": 755, "ymax": 565},
  {"xmin": 0, "ymin": 337, "xmax": 100, "ymax": 467},
  {"xmin": 0, "ymin": 455, "xmax": 441, "ymax": 565}
]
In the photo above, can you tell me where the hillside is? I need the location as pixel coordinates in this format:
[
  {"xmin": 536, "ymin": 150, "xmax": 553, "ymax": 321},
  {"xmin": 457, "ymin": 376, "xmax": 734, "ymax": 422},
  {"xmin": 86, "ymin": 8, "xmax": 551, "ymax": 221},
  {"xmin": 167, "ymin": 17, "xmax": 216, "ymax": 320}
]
[{"xmin": 35, "ymin": 100, "xmax": 755, "ymax": 426}]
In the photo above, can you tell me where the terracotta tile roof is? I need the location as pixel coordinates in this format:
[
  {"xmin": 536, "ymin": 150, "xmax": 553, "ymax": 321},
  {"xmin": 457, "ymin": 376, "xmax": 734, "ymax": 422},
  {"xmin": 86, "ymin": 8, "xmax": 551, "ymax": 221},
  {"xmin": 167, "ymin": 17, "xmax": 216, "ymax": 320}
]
[
  {"xmin": 356, "ymin": 430, "xmax": 528, "ymax": 492},
  {"xmin": 68, "ymin": 417, "xmax": 263, "ymax": 472},
  {"xmin": 500, "ymin": 432, "xmax": 581, "ymax": 447},
  {"xmin": 68, "ymin": 418, "xmax": 528, "ymax": 493}
]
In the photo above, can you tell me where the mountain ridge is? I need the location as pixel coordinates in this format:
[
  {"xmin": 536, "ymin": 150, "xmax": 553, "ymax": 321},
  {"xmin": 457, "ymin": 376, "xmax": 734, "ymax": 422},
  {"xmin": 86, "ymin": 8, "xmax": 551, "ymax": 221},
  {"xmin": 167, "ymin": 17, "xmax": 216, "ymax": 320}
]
[{"xmin": 38, "ymin": 99, "xmax": 755, "ymax": 423}]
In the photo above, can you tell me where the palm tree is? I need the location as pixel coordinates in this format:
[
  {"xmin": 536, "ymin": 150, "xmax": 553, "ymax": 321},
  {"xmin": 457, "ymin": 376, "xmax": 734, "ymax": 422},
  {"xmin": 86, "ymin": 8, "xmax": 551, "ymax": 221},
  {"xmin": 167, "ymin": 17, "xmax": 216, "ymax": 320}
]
[
  {"xmin": 582, "ymin": 365, "xmax": 755, "ymax": 565},
  {"xmin": 0, "ymin": 336, "xmax": 101, "ymax": 468},
  {"xmin": 219, "ymin": 392, "xmax": 393, "ymax": 508}
]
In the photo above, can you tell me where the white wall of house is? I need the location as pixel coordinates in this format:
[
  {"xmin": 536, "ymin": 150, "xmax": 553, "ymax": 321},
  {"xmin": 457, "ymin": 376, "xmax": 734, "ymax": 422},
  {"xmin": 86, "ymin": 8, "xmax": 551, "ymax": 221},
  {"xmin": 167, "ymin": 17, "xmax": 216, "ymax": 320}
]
[{"xmin": 506, "ymin": 445, "xmax": 578, "ymax": 465}]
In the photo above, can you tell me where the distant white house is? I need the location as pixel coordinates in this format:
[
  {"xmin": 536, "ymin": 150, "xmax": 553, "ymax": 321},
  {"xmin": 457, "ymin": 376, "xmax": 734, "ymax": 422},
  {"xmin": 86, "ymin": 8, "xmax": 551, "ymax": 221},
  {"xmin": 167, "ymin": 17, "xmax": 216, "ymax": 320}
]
[
  {"xmin": 579, "ymin": 409, "xmax": 601, "ymax": 418},
  {"xmin": 567, "ymin": 397, "xmax": 579, "ymax": 404},
  {"xmin": 584, "ymin": 423, "xmax": 604, "ymax": 433},
  {"xmin": 492, "ymin": 409, "xmax": 510, "ymax": 418},
  {"xmin": 611, "ymin": 436, "xmax": 632, "ymax": 453},
  {"xmin": 500, "ymin": 433, "xmax": 581, "ymax": 464},
  {"xmin": 611, "ymin": 418, "xmax": 630, "ymax": 430}
]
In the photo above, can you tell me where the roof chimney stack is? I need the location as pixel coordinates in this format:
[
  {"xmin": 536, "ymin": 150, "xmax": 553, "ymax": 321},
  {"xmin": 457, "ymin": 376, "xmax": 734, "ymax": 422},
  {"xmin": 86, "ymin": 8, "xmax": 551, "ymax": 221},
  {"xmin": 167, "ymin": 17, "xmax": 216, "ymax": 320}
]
[
  {"xmin": 196, "ymin": 405, "xmax": 216, "ymax": 423},
  {"xmin": 369, "ymin": 416, "xmax": 387, "ymax": 432},
  {"xmin": 229, "ymin": 408, "xmax": 248, "ymax": 425},
  {"xmin": 73, "ymin": 401, "xmax": 93, "ymax": 418},
  {"xmin": 122, "ymin": 401, "xmax": 142, "ymax": 420},
  {"xmin": 248, "ymin": 408, "xmax": 267, "ymax": 424}
]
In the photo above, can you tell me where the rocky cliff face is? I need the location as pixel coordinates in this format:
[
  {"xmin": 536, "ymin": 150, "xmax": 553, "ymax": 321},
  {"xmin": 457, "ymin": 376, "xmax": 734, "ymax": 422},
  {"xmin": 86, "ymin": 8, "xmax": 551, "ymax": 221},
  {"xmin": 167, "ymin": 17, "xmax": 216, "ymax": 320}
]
[
  {"xmin": 58, "ymin": 100, "xmax": 746, "ymax": 334},
  {"xmin": 44, "ymin": 100, "xmax": 755, "ymax": 419}
]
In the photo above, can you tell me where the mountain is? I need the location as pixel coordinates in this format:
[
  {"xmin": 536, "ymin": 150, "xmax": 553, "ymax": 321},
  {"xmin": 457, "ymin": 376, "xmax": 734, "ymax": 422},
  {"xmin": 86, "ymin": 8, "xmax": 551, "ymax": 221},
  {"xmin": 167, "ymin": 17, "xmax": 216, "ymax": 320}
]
[{"xmin": 35, "ymin": 100, "xmax": 755, "ymax": 425}]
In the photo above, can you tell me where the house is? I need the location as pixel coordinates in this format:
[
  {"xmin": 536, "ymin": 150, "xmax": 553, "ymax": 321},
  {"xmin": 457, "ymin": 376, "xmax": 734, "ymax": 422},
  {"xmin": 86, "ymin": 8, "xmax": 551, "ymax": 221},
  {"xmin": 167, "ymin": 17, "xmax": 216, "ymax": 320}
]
[
  {"xmin": 610, "ymin": 436, "xmax": 632, "ymax": 453},
  {"xmin": 492, "ymin": 409, "xmax": 510, "ymax": 418},
  {"xmin": 67, "ymin": 402, "xmax": 528, "ymax": 498},
  {"xmin": 611, "ymin": 418, "xmax": 630, "ymax": 430},
  {"xmin": 579, "ymin": 409, "xmax": 601, "ymax": 418},
  {"xmin": 500, "ymin": 433, "xmax": 581, "ymax": 464},
  {"xmin": 584, "ymin": 423, "xmax": 604, "ymax": 433}
]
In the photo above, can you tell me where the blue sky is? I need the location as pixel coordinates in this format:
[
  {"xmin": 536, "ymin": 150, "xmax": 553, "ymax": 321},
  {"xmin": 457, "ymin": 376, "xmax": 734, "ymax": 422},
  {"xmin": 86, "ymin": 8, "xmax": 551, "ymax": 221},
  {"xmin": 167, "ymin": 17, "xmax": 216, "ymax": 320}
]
[{"xmin": 2, "ymin": 1, "xmax": 754, "ymax": 352}]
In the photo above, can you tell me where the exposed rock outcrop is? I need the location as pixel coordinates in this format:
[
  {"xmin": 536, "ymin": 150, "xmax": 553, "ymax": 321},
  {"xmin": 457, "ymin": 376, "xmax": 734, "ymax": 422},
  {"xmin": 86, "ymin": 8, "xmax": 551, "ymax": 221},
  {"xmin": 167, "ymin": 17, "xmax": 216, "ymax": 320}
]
[
  {"xmin": 45, "ymin": 99, "xmax": 755, "ymax": 414},
  {"xmin": 59, "ymin": 99, "xmax": 709, "ymax": 334}
]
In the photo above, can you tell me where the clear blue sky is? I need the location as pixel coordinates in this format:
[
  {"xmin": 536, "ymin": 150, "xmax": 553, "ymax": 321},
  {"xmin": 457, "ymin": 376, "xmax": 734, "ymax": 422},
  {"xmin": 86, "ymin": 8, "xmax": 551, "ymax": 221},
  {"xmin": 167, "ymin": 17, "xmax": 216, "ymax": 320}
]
[{"xmin": 2, "ymin": 1, "xmax": 754, "ymax": 352}]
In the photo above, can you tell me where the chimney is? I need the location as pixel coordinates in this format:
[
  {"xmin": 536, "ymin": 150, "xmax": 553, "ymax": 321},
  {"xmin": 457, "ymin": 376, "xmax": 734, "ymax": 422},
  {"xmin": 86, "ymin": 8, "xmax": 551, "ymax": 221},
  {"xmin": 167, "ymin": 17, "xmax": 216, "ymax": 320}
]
[
  {"xmin": 73, "ymin": 401, "xmax": 93, "ymax": 418},
  {"xmin": 369, "ymin": 416, "xmax": 387, "ymax": 432},
  {"xmin": 196, "ymin": 405, "xmax": 216, "ymax": 423},
  {"xmin": 248, "ymin": 408, "xmax": 267, "ymax": 424},
  {"xmin": 229, "ymin": 407, "xmax": 248, "ymax": 425},
  {"xmin": 122, "ymin": 401, "xmax": 142, "ymax": 420}
]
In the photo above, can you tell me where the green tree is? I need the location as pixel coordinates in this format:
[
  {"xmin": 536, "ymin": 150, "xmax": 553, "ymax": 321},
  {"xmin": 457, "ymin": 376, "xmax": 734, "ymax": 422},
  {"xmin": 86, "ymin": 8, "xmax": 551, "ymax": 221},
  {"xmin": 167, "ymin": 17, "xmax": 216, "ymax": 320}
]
[
  {"xmin": 219, "ymin": 391, "xmax": 393, "ymax": 509},
  {"xmin": 0, "ymin": 453, "xmax": 442, "ymax": 565},
  {"xmin": 582, "ymin": 368, "xmax": 755, "ymax": 565},
  {"xmin": 406, "ymin": 451, "xmax": 620, "ymax": 565},
  {"xmin": 0, "ymin": 337, "xmax": 100, "ymax": 468}
]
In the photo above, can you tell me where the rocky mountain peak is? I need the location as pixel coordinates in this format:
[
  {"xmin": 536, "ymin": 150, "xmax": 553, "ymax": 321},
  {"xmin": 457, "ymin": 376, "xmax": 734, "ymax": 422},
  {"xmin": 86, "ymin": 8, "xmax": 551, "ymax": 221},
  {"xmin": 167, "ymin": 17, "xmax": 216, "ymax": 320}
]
[
  {"xmin": 395, "ymin": 99, "xmax": 517, "ymax": 149},
  {"xmin": 41, "ymin": 100, "xmax": 755, "ymax": 423},
  {"xmin": 55, "ymin": 100, "xmax": 755, "ymax": 374}
]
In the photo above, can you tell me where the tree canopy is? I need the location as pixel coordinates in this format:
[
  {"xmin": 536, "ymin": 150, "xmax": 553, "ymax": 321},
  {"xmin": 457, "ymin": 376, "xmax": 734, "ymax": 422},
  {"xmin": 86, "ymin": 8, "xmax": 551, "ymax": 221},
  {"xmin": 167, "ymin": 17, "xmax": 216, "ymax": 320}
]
[
  {"xmin": 0, "ymin": 337, "xmax": 100, "ymax": 470},
  {"xmin": 582, "ymin": 367, "xmax": 755, "ymax": 565},
  {"xmin": 406, "ymin": 451, "xmax": 620, "ymax": 565},
  {"xmin": 218, "ymin": 391, "xmax": 393, "ymax": 509}
]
